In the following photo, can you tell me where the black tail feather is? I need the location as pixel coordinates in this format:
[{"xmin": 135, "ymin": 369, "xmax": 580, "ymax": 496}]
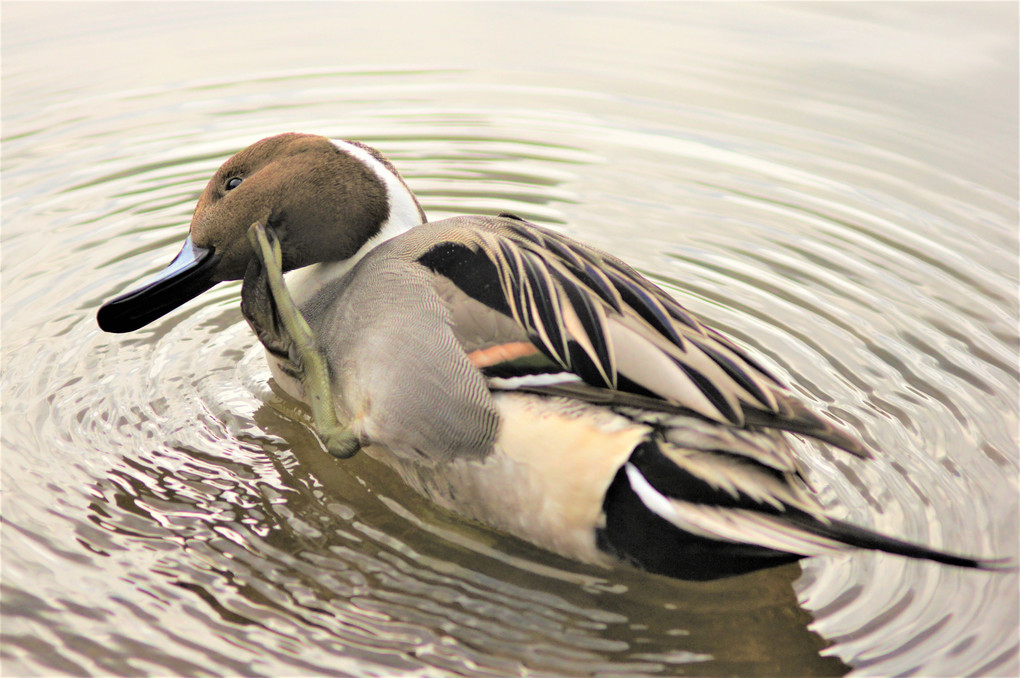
[
  {"xmin": 597, "ymin": 442, "xmax": 1014, "ymax": 580},
  {"xmin": 780, "ymin": 511, "xmax": 1016, "ymax": 571},
  {"xmin": 596, "ymin": 464, "xmax": 802, "ymax": 581}
]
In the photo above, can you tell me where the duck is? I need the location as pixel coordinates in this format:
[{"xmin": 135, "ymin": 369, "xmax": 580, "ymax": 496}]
[{"xmin": 97, "ymin": 133, "xmax": 1007, "ymax": 580}]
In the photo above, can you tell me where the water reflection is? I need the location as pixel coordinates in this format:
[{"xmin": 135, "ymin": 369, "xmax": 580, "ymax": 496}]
[
  {"xmin": 76, "ymin": 396, "xmax": 849, "ymax": 676},
  {"xmin": 3, "ymin": 2, "xmax": 1016, "ymax": 676}
]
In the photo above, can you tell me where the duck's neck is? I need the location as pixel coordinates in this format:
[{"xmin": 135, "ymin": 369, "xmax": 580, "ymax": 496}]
[
  {"xmin": 286, "ymin": 139, "xmax": 427, "ymax": 307},
  {"xmin": 330, "ymin": 139, "xmax": 426, "ymax": 228}
]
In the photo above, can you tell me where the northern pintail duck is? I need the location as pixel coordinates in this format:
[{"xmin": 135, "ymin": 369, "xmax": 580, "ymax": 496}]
[{"xmin": 98, "ymin": 133, "xmax": 1006, "ymax": 580}]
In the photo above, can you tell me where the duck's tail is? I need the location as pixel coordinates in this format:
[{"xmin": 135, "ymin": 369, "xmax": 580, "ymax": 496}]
[
  {"xmin": 596, "ymin": 439, "xmax": 1014, "ymax": 580},
  {"xmin": 775, "ymin": 509, "xmax": 1015, "ymax": 571}
]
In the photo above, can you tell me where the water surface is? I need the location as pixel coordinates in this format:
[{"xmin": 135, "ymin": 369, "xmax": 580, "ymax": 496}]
[{"xmin": 3, "ymin": 3, "xmax": 1017, "ymax": 676}]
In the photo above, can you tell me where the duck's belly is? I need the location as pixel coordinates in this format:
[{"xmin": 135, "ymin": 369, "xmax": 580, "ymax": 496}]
[{"xmin": 372, "ymin": 392, "xmax": 650, "ymax": 566}]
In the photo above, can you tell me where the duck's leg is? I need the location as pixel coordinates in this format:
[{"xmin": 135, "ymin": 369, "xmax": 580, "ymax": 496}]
[{"xmin": 247, "ymin": 222, "xmax": 361, "ymax": 459}]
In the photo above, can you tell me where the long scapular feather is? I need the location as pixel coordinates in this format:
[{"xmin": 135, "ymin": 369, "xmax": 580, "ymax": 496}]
[{"xmin": 425, "ymin": 220, "xmax": 876, "ymax": 458}]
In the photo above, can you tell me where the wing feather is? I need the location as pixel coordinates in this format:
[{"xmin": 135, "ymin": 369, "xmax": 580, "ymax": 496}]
[
  {"xmin": 549, "ymin": 267, "xmax": 615, "ymax": 387},
  {"xmin": 412, "ymin": 216, "xmax": 871, "ymax": 458},
  {"xmin": 605, "ymin": 318, "xmax": 730, "ymax": 421},
  {"xmin": 687, "ymin": 335, "xmax": 779, "ymax": 411},
  {"xmin": 604, "ymin": 265, "xmax": 688, "ymax": 347}
]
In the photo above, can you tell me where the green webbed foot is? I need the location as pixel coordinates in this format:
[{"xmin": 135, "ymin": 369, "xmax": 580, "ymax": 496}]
[{"xmin": 247, "ymin": 222, "xmax": 362, "ymax": 459}]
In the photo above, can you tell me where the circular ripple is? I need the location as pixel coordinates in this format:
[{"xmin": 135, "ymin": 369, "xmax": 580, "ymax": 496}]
[{"xmin": 3, "ymin": 4, "xmax": 1016, "ymax": 676}]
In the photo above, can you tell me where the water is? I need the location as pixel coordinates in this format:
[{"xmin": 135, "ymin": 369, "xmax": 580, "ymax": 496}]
[{"xmin": 2, "ymin": 3, "xmax": 1017, "ymax": 676}]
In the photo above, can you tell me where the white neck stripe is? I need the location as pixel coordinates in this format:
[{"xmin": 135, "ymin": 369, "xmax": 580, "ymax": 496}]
[
  {"xmin": 331, "ymin": 139, "xmax": 423, "ymax": 238},
  {"xmin": 285, "ymin": 140, "xmax": 424, "ymax": 307}
]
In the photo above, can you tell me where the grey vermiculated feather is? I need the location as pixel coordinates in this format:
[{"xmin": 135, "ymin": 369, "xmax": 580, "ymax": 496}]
[{"xmin": 301, "ymin": 250, "xmax": 500, "ymax": 463}]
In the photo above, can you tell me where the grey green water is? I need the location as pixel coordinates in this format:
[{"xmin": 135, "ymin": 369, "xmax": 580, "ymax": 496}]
[{"xmin": 3, "ymin": 3, "xmax": 1017, "ymax": 676}]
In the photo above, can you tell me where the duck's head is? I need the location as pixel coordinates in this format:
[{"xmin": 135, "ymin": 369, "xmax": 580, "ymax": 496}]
[{"xmin": 97, "ymin": 133, "xmax": 425, "ymax": 333}]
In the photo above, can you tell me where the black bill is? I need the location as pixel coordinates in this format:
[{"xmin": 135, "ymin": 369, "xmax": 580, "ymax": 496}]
[{"xmin": 97, "ymin": 236, "xmax": 220, "ymax": 333}]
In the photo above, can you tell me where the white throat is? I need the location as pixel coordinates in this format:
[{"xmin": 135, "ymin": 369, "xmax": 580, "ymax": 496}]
[{"xmin": 286, "ymin": 139, "xmax": 426, "ymax": 306}]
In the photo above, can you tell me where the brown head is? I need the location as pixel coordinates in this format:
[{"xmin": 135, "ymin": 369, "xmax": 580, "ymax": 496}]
[
  {"xmin": 97, "ymin": 133, "xmax": 425, "ymax": 333},
  {"xmin": 191, "ymin": 133, "xmax": 394, "ymax": 281}
]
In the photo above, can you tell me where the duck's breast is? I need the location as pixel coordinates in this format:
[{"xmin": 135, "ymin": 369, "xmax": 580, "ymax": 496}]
[{"xmin": 303, "ymin": 250, "xmax": 500, "ymax": 463}]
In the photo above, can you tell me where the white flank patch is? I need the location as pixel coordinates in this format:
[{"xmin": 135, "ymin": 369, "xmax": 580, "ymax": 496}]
[{"xmin": 283, "ymin": 140, "xmax": 425, "ymax": 306}]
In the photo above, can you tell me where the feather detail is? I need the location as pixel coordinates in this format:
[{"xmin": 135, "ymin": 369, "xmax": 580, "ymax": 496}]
[{"xmin": 411, "ymin": 215, "xmax": 871, "ymax": 456}]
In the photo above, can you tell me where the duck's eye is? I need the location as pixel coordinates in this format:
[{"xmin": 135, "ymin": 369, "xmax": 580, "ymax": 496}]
[{"xmin": 225, "ymin": 177, "xmax": 243, "ymax": 191}]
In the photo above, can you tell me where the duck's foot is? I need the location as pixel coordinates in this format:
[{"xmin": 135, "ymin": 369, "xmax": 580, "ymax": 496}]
[
  {"xmin": 247, "ymin": 222, "xmax": 362, "ymax": 459},
  {"xmin": 311, "ymin": 426, "xmax": 363, "ymax": 460}
]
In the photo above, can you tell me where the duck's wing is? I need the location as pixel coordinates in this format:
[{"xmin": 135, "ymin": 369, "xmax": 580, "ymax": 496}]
[{"xmin": 412, "ymin": 215, "xmax": 873, "ymax": 459}]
